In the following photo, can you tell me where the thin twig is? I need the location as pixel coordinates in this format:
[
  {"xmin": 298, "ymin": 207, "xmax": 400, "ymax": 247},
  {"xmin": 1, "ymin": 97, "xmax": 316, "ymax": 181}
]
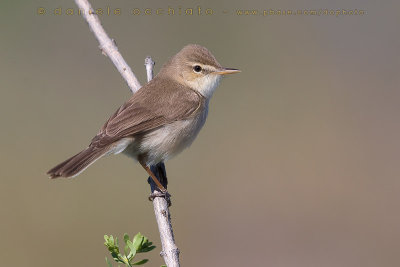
[
  {"xmin": 74, "ymin": 0, "xmax": 141, "ymax": 93},
  {"xmin": 74, "ymin": 0, "xmax": 180, "ymax": 266},
  {"xmin": 145, "ymin": 56, "xmax": 155, "ymax": 82}
]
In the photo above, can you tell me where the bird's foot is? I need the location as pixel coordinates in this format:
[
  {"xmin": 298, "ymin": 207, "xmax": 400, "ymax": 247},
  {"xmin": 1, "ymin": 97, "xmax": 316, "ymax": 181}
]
[{"xmin": 149, "ymin": 190, "xmax": 172, "ymax": 207}]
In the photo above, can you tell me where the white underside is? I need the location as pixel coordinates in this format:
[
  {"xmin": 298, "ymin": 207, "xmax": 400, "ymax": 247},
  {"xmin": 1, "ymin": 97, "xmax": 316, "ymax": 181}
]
[{"xmin": 120, "ymin": 101, "xmax": 209, "ymax": 166}]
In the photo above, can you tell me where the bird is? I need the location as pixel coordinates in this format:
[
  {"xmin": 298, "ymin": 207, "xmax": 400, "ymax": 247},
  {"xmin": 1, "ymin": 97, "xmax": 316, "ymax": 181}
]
[{"xmin": 47, "ymin": 44, "xmax": 240, "ymax": 192}]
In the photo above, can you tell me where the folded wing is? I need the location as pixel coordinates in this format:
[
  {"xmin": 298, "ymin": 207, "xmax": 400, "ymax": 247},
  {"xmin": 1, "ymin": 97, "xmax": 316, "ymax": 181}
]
[{"xmin": 90, "ymin": 78, "xmax": 205, "ymax": 148}]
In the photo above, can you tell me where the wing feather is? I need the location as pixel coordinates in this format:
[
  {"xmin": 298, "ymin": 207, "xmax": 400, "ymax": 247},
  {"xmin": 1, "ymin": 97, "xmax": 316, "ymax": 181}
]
[{"xmin": 89, "ymin": 78, "xmax": 204, "ymax": 148}]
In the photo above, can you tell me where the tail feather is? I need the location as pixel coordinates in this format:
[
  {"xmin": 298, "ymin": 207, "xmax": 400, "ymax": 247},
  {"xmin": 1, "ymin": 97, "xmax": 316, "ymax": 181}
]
[{"xmin": 47, "ymin": 146, "xmax": 108, "ymax": 178}]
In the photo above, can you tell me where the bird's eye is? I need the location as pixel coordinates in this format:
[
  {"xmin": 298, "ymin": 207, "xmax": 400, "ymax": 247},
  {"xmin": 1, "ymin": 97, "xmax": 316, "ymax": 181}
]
[{"xmin": 193, "ymin": 65, "xmax": 202, "ymax": 73}]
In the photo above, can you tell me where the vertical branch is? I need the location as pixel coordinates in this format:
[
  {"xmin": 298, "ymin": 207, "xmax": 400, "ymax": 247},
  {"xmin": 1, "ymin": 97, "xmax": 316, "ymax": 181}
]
[
  {"xmin": 145, "ymin": 58, "xmax": 180, "ymax": 267},
  {"xmin": 145, "ymin": 56, "xmax": 155, "ymax": 82},
  {"xmin": 73, "ymin": 0, "xmax": 180, "ymax": 266}
]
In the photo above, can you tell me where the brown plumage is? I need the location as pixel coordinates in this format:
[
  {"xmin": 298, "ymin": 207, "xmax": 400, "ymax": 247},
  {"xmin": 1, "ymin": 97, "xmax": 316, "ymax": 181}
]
[
  {"xmin": 47, "ymin": 44, "xmax": 239, "ymax": 179},
  {"xmin": 47, "ymin": 77, "xmax": 204, "ymax": 178}
]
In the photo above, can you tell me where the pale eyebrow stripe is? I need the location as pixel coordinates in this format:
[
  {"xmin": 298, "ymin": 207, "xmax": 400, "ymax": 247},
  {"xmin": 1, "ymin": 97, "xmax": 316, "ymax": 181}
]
[{"xmin": 188, "ymin": 62, "xmax": 216, "ymax": 74}]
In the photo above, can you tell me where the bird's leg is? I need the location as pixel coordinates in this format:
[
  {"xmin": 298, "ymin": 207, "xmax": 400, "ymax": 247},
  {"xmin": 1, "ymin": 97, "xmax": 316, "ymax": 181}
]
[
  {"xmin": 139, "ymin": 160, "xmax": 168, "ymax": 193},
  {"xmin": 148, "ymin": 163, "xmax": 171, "ymax": 206},
  {"xmin": 156, "ymin": 162, "xmax": 168, "ymax": 187},
  {"xmin": 139, "ymin": 158, "xmax": 171, "ymax": 206}
]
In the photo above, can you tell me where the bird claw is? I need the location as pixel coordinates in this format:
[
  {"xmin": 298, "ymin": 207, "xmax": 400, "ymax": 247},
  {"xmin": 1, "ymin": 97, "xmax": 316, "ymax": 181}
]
[{"xmin": 149, "ymin": 191, "xmax": 172, "ymax": 207}]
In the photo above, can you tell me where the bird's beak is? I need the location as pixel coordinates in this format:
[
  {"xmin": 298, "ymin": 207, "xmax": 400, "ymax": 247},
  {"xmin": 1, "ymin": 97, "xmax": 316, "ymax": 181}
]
[{"xmin": 213, "ymin": 68, "xmax": 241, "ymax": 75}]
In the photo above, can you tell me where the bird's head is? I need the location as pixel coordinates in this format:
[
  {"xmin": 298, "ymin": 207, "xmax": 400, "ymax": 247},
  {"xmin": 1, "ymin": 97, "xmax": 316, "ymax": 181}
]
[{"xmin": 159, "ymin": 44, "xmax": 240, "ymax": 98}]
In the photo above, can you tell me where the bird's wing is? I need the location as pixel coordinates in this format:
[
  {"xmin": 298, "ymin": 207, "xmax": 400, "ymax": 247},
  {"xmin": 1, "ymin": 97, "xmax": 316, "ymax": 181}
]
[{"xmin": 90, "ymin": 79, "xmax": 204, "ymax": 148}]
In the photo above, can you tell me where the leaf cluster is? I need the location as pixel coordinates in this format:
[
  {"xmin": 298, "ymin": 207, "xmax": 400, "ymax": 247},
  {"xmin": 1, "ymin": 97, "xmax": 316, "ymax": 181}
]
[{"xmin": 104, "ymin": 232, "xmax": 156, "ymax": 267}]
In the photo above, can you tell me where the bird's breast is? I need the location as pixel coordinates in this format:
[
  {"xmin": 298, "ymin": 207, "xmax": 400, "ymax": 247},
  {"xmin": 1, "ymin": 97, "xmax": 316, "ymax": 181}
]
[{"xmin": 133, "ymin": 105, "xmax": 209, "ymax": 165}]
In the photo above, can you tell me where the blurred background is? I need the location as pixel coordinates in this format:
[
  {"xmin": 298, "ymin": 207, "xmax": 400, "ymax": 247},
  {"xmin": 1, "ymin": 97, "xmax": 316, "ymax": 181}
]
[{"xmin": 1, "ymin": 0, "xmax": 399, "ymax": 266}]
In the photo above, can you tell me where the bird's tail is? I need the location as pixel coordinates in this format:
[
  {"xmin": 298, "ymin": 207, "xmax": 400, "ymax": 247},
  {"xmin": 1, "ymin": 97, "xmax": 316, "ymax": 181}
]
[{"xmin": 47, "ymin": 146, "xmax": 109, "ymax": 179}]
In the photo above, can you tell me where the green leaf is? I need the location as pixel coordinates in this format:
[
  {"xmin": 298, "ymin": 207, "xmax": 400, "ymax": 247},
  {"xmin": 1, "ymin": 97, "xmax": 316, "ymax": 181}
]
[
  {"xmin": 124, "ymin": 233, "xmax": 130, "ymax": 243},
  {"xmin": 132, "ymin": 233, "xmax": 144, "ymax": 251},
  {"xmin": 105, "ymin": 232, "xmax": 156, "ymax": 266},
  {"xmin": 124, "ymin": 245, "xmax": 129, "ymax": 257},
  {"xmin": 126, "ymin": 240, "xmax": 134, "ymax": 250},
  {"xmin": 141, "ymin": 241, "xmax": 153, "ymax": 248},
  {"xmin": 126, "ymin": 240, "xmax": 137, "ymax": 259},
  {"xmin": 132, "ymin": 259, "xmax": 149, "ymax": 265},
  {"xmin": 138, "ymin": 246, "xmax": 156, "ymax": 253},
  {"xmin": 160, "ymin": 265, "xmax": 167, "ymax": 267}
]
